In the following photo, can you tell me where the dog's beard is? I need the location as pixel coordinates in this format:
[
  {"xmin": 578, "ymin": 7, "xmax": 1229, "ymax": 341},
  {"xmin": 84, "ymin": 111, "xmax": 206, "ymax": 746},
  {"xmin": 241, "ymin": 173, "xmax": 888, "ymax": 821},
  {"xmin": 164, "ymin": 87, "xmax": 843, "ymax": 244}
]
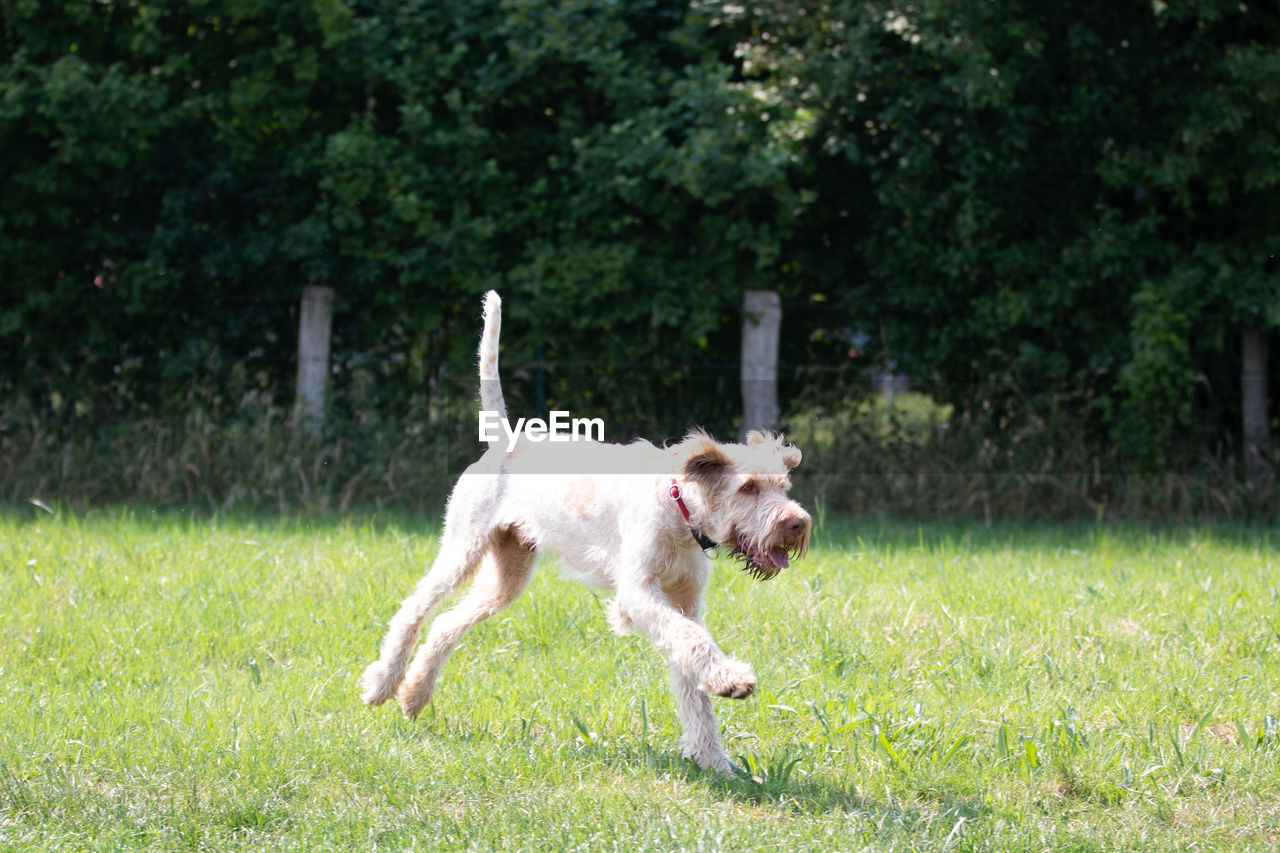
[{"xmin": 728, "ymin": 538, "xmax": 795, "ymax": 581}]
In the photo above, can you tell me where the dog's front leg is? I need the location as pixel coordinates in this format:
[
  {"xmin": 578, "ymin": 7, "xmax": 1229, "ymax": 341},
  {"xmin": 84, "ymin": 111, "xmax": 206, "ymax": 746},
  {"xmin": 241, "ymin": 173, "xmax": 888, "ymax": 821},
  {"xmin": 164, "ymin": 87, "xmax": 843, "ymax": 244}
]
[
  {"xmin": 617, "ymin": 581, "xmax": 757, "ymax": 698},
  {"xmin": 668, "ymin": 663, "xmax": 737, "ymax": 775},
  {"xmin": 616, "ymin": 581, "xmax": 755, "ymax": 776}
]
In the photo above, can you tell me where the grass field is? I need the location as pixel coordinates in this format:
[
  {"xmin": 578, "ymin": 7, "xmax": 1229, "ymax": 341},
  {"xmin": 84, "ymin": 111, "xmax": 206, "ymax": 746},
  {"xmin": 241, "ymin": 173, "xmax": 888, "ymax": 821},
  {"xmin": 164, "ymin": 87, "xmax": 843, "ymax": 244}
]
[{"xmin": 1, "ymin": 507, "xmax": 1278, "ymax": 851}]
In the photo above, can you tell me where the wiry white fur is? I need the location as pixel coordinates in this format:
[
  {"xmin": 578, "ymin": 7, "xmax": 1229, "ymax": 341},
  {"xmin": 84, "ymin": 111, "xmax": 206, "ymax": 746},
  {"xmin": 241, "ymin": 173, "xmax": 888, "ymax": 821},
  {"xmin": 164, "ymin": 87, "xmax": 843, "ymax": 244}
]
[
  {"xmin": 360, "ymin": 292, "xmax": 811, "ymax": 777},
  {"xmin": 478, "ymin": 290, "xmax": 505, "ymax": 419}
]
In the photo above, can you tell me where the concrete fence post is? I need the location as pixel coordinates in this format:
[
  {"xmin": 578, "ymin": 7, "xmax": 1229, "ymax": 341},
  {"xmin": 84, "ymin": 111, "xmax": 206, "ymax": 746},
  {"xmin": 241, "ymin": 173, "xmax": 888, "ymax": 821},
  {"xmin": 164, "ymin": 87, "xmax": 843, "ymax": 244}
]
[
  {"xmin": 741, "ymin": 289, "xmax": 781, "ymax": 439},
  {"xmin": 295, "ymin": 286, "xmax": 334, "ymax": 434},
  {"xmin": 1242, "ymin": 327, "xmax": 1270, "ymax": 481}
]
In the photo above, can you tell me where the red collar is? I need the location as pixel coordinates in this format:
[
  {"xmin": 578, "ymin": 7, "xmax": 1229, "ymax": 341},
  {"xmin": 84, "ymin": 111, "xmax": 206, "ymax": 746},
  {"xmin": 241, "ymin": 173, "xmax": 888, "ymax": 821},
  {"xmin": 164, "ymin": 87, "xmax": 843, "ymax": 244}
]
[
  {"xmin": 669, "ymin": 479, "xmax": 718, "ymax": 550},
  {"xmin": 669, "ymin": 479, "xmax": 694, "ymax": 523}
]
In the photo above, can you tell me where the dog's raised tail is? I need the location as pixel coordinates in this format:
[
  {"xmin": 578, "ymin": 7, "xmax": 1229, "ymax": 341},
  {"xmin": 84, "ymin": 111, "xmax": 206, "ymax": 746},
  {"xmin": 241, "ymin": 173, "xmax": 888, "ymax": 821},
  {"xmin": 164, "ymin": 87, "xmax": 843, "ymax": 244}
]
[{"xmin": 479, "ymin": 290, "xmax": 506, "ymax": 419}]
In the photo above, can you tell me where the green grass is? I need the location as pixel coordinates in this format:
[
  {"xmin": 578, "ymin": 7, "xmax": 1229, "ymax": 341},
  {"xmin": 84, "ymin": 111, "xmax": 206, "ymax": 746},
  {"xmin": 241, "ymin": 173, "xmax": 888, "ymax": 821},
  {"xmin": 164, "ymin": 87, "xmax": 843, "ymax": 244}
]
[{"xmin": 2, "ymin": 508, "xmax": 1278, "ymax": 851}]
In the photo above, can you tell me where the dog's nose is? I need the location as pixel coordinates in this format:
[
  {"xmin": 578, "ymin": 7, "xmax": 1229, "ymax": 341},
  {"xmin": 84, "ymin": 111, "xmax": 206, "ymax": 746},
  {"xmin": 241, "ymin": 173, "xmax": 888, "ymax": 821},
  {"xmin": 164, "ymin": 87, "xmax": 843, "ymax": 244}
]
[{"xmin": 783, "ymin": 516, "xmax": 808, "ymax": 537}]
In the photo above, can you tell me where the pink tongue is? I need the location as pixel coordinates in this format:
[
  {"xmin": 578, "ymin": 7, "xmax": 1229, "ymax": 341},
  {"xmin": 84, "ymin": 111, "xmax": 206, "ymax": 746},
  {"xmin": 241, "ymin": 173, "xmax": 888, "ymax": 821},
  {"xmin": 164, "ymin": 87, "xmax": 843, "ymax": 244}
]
[{"xmin": 768, "ymin": 547, "xmax": 790, "ymax": 569}]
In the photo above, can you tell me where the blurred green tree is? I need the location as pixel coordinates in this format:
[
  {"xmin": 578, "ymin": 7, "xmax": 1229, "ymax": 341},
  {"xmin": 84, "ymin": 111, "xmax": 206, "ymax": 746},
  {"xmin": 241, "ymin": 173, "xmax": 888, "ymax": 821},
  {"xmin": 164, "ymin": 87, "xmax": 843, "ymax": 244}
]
[
  {"xmin": 2, "ymin": 0, "xmax": 1277, "ymax": 472},
  {"xmin": 1, "ymin": 0, "xmax": 805, "ymax": 430},
  {"xmin": 743, "ymin": 0, "xmax": 1279, "ymax": 467}
]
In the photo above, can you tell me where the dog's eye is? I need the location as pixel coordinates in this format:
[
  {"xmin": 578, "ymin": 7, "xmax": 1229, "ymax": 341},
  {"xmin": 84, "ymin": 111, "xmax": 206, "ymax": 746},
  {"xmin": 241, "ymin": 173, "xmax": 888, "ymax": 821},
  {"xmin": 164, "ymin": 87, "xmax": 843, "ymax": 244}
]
[{"xmin": 739, "ymin": 482, "xmax": 758, "ymax": 495}]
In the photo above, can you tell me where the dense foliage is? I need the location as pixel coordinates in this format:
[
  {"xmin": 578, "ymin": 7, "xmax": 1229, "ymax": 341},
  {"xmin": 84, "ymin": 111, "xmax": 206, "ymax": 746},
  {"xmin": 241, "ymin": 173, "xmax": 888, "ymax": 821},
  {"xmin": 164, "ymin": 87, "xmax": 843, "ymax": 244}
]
[
  {"xmin": 748, "ymin": 0, "xmax": 1280, "ymax": 468},
  {"xmin": 1, "ymin": 0, "xmax": 801, "ymax": 433},
  {"xmin": 2, "ymin": 0, "xmax": 1277, "ymax": 479}
]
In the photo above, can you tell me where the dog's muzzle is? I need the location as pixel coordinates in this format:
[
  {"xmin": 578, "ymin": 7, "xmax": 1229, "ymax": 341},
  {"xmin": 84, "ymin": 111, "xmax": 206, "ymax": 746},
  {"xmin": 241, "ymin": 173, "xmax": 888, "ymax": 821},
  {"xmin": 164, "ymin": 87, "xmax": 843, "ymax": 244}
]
[
  {"xmin": 729, "ymin": 516, "xmax": 809, "ymax": 581},
  {"xmin": 729, "ymin": 541, "xmax": 792, "ymax": 581}
]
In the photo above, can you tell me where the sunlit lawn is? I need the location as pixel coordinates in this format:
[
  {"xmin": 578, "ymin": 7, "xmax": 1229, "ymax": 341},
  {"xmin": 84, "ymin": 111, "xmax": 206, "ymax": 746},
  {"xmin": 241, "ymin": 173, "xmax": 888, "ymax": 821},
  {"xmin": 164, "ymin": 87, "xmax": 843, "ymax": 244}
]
[{"xmin": 1, "ymin": 508, "xmax": 1278, "ymax": 850}]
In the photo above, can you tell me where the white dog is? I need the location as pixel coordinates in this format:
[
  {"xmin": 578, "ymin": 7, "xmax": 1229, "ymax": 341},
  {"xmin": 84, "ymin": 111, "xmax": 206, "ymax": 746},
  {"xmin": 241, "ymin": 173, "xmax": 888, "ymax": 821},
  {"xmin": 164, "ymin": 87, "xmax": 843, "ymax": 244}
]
[{"xmin": 361, "ymin": 291, "xmax": 811, "ymax": 774}]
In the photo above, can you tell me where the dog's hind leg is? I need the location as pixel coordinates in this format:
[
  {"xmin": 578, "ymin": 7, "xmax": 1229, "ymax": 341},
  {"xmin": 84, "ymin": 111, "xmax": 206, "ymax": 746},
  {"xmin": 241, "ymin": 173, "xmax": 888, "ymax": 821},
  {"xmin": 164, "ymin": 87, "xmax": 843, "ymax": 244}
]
[
  {"xmin": 396, "ymin": 527, "xmax": 537, "ymax": 718},
  {"xmin": 360, "ymin": 473, "xmax": 503, "ymax": 706},
  {"xmin": 359, "ymin": 528, "xmax": 487, "ymax": 706}
]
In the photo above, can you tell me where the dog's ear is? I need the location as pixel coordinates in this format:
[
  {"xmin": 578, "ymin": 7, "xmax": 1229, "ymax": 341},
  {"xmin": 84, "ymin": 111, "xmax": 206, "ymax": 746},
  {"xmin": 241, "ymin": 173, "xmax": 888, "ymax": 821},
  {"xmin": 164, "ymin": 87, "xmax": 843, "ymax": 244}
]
[
  {"xmin": 746, "ymin": 429, "xmax": 801, "ymax": 469},
  {"xmin": 681, "ymin": 433, "xmax": 730, "ymax": 485},
  {"xmin": 781, "ymin": 443, "xmax": 802, "ymax": 470}
]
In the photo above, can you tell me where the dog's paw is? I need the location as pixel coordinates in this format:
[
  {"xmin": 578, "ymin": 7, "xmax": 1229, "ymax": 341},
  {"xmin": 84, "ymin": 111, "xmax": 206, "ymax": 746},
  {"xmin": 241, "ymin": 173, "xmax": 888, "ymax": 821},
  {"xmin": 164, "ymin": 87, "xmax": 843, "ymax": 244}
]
[
  {"xmin": 605, "ymin": 599, "xmax": 634, "ymax": 636},
  {"xmin": 359, "ymin": 660, "xmax": 399, "ymax": 707},
  {"xmin": 685, "ymin": 746, "xmax": 737, "ymax": 778},
  {"xmin": 396, "ymin": 675, "xmax": 435, "ymax": 719},
  {"xmin": 700, "ymin": 660, "xmax": 756, "ymax": 699}
]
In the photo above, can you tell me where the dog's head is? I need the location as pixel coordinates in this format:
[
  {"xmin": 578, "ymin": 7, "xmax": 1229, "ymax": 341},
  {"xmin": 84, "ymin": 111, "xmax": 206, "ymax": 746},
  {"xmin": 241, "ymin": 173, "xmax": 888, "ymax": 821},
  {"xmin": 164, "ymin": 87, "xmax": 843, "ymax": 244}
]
[{"xmin": 675, "ymin": 429, "xmax": 811, "ymax": 580}]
